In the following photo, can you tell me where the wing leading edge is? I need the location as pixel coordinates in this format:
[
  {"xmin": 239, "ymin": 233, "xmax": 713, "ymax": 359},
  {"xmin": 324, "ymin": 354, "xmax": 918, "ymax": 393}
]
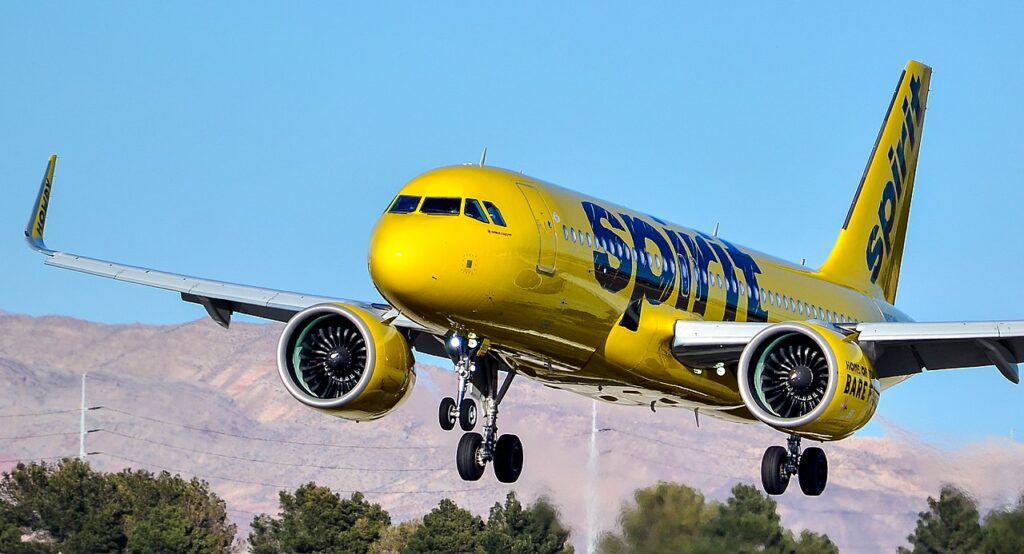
[
  {"xmin": 673, "ymin": 320, "xmax": 1023, "ymax": 385},
  {"xmin": 23, "ymin": 155, "xmax": 430, "ymax": 335}
]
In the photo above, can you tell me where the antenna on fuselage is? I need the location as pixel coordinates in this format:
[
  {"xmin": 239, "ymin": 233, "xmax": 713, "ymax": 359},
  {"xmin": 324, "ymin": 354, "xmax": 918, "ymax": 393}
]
[
  {"xmin": 712, "ymin": 222, "xmax": 720, "ymax": 238},
  {"xmin": 478, "ymin": 147, "xmax": 488, "ymax": 167}
]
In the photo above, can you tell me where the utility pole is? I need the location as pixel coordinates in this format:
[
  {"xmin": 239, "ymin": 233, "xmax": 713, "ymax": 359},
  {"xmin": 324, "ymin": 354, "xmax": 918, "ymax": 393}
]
[
  {"xmin": 587, "ymin": 399, "xmax": 598, "ymax": 554},
  {"xmin": 79, "ymin": 373, "xmax": 87, "ymax": 460}
]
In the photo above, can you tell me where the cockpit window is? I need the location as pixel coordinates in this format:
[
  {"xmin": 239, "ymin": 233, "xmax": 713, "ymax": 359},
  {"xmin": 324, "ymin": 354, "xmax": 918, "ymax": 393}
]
[
  {"xmin": 483, "ymin": 201, "xmax": 507, "ymax": 227},
  {"xmin": 464, "ymin": 199, "xmax": 489, "ymax": 223},
  {"xmin": 388, "ymin": 195, "xmax": 421, "ymax": 214},
  {"xmin": 420, "ymin": 197, "xmax": 461, "ymax": 215}
]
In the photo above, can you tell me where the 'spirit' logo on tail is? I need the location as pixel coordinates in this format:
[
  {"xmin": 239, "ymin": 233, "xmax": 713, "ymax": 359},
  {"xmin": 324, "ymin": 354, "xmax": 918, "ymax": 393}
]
[
  {"xmin": 865, "ymin": 74, "xmax": 924, "ymax": 283},
  {"xmin": 34, "ymin": 176, "xmax": 52, "ymax": 238}
]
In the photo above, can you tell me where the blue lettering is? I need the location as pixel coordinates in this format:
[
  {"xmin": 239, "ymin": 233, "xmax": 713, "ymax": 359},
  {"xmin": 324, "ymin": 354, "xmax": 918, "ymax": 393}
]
[{"xmin": 582, "ymin": 201, "xmax": 632, "ymax": 293}]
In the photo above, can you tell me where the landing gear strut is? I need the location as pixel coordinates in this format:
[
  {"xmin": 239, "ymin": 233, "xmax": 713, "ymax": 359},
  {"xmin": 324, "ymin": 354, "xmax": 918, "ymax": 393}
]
[
  {"xmin": 760, "ymin": 435, "xmax": 828, "ymax": 496},
  {"xmin": 438, "ymin": 333, "xmax": 481, "ymax": 432},
  {"xmin": 441, "ymin": 332, "xmax": 523, "ymax": 483}
]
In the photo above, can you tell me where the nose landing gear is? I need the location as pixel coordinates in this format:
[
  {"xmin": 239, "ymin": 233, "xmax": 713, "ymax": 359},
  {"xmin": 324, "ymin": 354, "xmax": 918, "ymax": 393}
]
[
  {"xmin": 438, "ymin": 333, "xmax": 481, "ymax": 432},
  {"xmin": 441, "ymin": 332, "xmax": 523, "ymax": 483},
  {"xmin": 760, "ymin": 435, "xmax": 828, "ymax": 496}
]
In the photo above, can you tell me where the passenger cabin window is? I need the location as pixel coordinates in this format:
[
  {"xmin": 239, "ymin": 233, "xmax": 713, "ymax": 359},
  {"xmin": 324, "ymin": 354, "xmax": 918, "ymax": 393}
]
[
  {"xmin": 464, "ymin": 199, "xmax": 489, "ymax": 223},
  {"xmin": 420, "ymin": 197, "xmax": 461, "ymax": 215},
  {"xmin": 388, "ymin": 195, "xmax": 421, "ymax": 214},
  {"xmin": 483, "ymin": 201, "xmax": 507, "ymax": 227}
]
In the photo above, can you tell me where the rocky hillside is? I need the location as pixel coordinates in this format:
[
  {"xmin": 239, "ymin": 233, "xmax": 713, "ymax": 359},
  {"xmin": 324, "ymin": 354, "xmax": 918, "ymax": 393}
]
[{"xmin": 1, "ymin": 313, "xmax": 1022, "ymax": 552}]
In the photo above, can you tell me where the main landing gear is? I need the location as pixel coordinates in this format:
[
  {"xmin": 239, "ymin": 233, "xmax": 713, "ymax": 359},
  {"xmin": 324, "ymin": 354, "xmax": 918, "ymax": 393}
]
[
  {"xmin": 760, "ymin": 435, "xmax": 828, "ymax": 496},
  {"xmin": 438, "ymin": 332, "xmax": 523, "ymax": 483}
]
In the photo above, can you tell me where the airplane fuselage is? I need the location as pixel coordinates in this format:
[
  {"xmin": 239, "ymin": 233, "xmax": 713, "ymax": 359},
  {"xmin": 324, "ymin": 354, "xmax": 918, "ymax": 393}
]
[{"xmin": 368, "ymin": 165, "xmax": 908, "ymax": 421}]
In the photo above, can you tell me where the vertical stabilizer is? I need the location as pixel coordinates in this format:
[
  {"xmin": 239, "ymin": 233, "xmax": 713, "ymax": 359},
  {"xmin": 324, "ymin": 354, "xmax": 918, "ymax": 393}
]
[{"xmin": 819, "ymin": 61, "xmax": 931, "ymax": 303}]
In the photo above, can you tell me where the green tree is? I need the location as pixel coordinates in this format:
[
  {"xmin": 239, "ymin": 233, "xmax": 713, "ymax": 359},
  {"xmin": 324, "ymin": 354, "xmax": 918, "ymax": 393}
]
[
  {"xmin": 981, "ymin": 494, "xmax": 1024, "ymax": 554},
  {"xmin": 598, "ymin": 482, "xmax": 717, "ymax": 554},
  {"xmin": 404, "ymin": 498, "xmax": 483, "ymax": 554},
  {"xmin": 791, "ymin": 529, "xmax": 839, "ymax": 554},
  {"xmin": 370, "ymin": 520, "xmax": 421, "ymax": 554},
  {"xmin": 697, "ymin": 483, "xmax": 796, "ymax": 553},
  {"xmin": 115, "ymin": 470, "xmax": 235, "ymax": 553},
  {"xmin": 480, "ymin": 492, "xmax": 573, "ymax": 554},
  {"xmin": 249, "ymin": 483, "xmax": 390, "ymax": 554},
  {"xmin": 899, "ymin": 484, "xmax": 982, "ymax": 554},
  {"xmin": 0, "ymin": 459, "xmax": 235, "ymax": 554},
  {"xmin": 0, "ymin": 458, "xmax": 116, "ymax": 549}
]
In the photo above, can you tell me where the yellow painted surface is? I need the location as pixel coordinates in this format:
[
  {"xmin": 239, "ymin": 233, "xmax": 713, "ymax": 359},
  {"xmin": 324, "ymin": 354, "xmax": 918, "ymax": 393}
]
[
  {"xmin": 366, "ymin": 61, "xmax": 928, "ymax": 439},
  {"xmin": 317, "ymin": 305, "xmax": 416, "ymax": 421}
]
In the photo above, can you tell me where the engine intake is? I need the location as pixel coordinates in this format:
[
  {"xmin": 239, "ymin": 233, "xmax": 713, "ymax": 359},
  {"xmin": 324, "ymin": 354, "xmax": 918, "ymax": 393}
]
[
  {"xmin": 738, "ymin": 322, "xmax": 879, "ymax": 440},
  {"xmin": 277, "ymin": 303, "xmax": 415, "ymax": 421}
]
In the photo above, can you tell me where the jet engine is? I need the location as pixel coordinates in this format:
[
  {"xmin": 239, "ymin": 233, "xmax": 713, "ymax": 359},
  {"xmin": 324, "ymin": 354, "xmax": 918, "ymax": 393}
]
[
  {"xmin": 276, "ymin": 303, "xmax": 415, "ymax": 421},
  {"xmin": 737, "ymin": 322, "xmax": 879, "ymax": 440}
]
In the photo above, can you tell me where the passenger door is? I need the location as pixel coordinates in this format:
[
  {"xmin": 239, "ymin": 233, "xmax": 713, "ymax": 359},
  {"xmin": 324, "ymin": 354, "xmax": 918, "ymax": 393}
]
[{"xmin": 516, "ymin": 182, "xmax": 558, "ymax": 275}]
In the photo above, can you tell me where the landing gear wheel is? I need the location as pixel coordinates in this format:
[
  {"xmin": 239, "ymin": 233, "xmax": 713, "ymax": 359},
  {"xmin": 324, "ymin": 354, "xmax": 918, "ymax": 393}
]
[
  {"xmin": 798, "ymin": 447, "xmax": 828, "ymax": 496},
  {"xmin": 456, "ymin": 432, "xmax": 485, "ymax": 481},
  {"xmin": 761, "ymin": 445, "xmax": 790, "ymax": 495},
  {"xmin": 459, "ymin": 398, "xmax": 477, "ymax": 431},
  {"xmin": 438, "ymin": 397, "xmax": 457, "ymax": 431},
  {"xmin": 493, "ymin": 434, "xmax": 524, "ymax": 483}
]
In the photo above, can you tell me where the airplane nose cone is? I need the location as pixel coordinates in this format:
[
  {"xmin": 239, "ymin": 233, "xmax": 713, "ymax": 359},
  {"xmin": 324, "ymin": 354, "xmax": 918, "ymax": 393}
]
[
  {"xmin": 368, "ymin": 218, "xmax": 432, "ymax": 303},
  {"xmin": 369, "ymin": 214, "xmax": 504, "ymax": 324}
]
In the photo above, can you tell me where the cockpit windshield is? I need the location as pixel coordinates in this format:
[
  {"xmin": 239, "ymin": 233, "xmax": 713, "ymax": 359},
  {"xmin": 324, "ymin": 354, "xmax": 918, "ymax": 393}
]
[
  {"xmin": 388, "ymin": 195, "xmax": 421, "ymax": 214},
  {"xmin": 482, "ymin": 201, "xmax": 506, "ymax": 227},
  {"xmin": 389, "ymin": 194, "xmax": 507, "ymax": 226},
  {"xmin": 464, "ymin": 199, "xmax": 489, "ymax": 223},
  {"xmin": 420, "ymin": 197, "xmax": 461, "ymax": 215}
]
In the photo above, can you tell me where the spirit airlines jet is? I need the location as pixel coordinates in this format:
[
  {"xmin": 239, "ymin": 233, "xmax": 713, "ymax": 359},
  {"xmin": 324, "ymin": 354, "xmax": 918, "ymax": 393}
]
[{"xmin": 24, "ymin": 60, "xmax": 1024, "ymax": 496}]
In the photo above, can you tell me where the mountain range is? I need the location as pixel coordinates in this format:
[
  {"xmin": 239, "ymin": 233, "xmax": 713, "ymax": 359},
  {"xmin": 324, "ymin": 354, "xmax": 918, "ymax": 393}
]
[{"xmin": 1, "ymin": 313, "xmax": 1022, "ymax": 552}]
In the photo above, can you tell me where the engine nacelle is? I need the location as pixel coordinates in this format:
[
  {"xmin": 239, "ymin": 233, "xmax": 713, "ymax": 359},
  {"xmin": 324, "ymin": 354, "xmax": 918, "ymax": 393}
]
[
  {"xmin": 277, "ymin": 303, "xmax": 415, "ymax": 421},
  {"xmin": 737, "ymin": 322, "xmax": 879, "ymax": 441}
]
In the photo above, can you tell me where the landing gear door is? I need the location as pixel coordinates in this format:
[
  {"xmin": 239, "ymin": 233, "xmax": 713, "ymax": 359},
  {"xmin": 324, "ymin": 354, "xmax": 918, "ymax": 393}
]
[{"xmin": 516, "ymin": 183, "xmax": 558, "ymax": 275}]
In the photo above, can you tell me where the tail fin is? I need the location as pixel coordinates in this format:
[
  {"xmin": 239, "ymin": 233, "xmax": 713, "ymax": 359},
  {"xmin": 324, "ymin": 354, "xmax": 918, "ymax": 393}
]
[
  {"xmin": 819, "ymin": 60, "xmax": 931, "ymax": 304},
  {"xmin": 25, "ymin": 154, "xmax": 57, "ymax": 255}
]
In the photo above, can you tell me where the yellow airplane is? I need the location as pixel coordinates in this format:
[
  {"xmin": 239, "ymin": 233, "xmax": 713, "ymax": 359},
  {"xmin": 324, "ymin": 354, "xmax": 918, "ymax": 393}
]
[{"xmin": 24, "ymin": 60, "xmax": 1023, "ymax": 496}]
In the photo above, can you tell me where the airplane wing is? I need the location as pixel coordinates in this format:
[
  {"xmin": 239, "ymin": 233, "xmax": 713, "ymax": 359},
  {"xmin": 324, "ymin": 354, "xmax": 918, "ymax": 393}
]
[
  {"xmin": 673, "ymin": 320, "xmax": 1023, "ymax": 385},
  {"xmin": 24, "ymin": 155, "xmax": 436, "ymax": 345}
]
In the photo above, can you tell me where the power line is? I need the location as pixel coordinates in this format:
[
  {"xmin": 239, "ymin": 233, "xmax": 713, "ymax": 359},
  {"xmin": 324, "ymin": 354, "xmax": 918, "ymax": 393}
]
[
  {"xmin": 604, "ymin": 426, "xmax": 905, "ymax": 477},
  {"xmin": 0, "ymin": 431, "xmax": 82, "ymax": 441},
  {"xmin": 97, "ymin": 428, "xmax": 450, "ymax": 473},
  {"xmin": 605, "ymin": 427, "xmax": 760, "ymax": 462},
  {"xmin": 0, "ymin": 409, "xmax": 81, "ymax": 419},
  {"xmin": 603, "ymin": 448, "xmax": 747, "ymax": 481},
  {"xmin": 100, "ymin": 452, "xmax": 505, "ymax": 496},
  {"xmin": 0, "ymin": 455, "xmax": 72, "ymax": 464},
  {"xmin": 98, "ymin": 406, "xmax": 444, "ymax": 450},
  {"xmin": 101, "ymin": 452, "xmax": 293, "ymax": 489}
]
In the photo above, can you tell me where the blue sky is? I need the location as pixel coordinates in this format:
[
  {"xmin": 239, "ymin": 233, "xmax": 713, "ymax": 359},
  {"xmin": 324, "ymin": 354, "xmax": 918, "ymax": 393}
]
[{"xmin": 2, "ymin": 3, "xmax": 1022, "ymax": 445}]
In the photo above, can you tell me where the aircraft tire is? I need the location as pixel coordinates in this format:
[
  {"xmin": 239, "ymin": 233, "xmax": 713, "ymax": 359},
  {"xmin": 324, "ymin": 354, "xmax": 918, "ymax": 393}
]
[
  {"xmin": 459, "ymin": 398, "xmax": 477, "ymax": 431},
  {"xmin": 457, "ymin": 432, "xmax": 485, "ymax": 481},
  {"xmin": 761, "ymin": 445, "xmax": 790, "ymax": 495},
  {"xmin": 438, "ymin": 397, "xmax": 457, "ymax": 431},
  {"xmin": 798, "ymin": 447, "xmax": 828, "ymax": 496},
  {"xmin": 493, "ymin": 434, "xmax": 524, "ymax": 483}
]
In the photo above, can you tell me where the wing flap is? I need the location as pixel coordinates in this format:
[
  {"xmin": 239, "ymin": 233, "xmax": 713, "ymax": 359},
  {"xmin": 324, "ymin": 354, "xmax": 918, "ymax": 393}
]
[
  {"xmin": 857, "ymin": 321, "xmax": 1023, "ymax": 383},
  {"xmin": 671, "ymin": 319, "xmax": 1023, "ymax": 385},
  {"xmin": 25, "ymin": 155, "xmax": 432, "ymax": 337}
]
